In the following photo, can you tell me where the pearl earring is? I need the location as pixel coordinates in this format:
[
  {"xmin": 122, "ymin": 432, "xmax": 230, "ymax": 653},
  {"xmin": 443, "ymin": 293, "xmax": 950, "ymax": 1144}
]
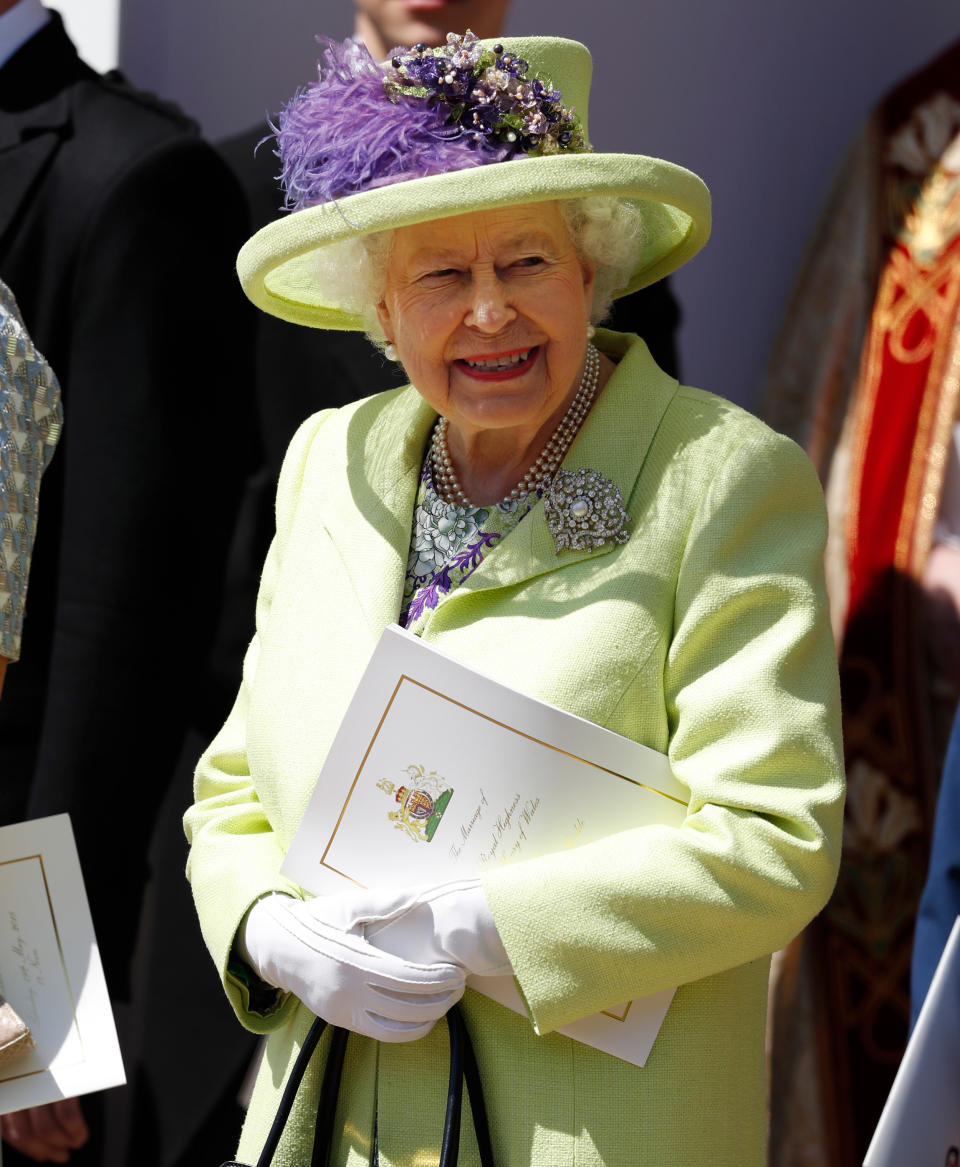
[
  {"xmin": 586, "ymin": 324, "xmax": 596, "ymax": 340},
  {"xmin": 384, "ymin": 342, "xmax": 399, "ymax": 361}
]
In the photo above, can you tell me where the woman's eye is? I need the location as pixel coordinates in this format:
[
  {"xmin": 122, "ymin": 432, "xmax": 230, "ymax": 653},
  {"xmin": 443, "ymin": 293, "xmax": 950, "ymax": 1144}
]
[
  {"xmin": 424, "ymin": 268, "xmax": 458, "ymax": 280},
  {"xmin": 515, "ymin": 256, "xmax": 544, "ymax": 268}
]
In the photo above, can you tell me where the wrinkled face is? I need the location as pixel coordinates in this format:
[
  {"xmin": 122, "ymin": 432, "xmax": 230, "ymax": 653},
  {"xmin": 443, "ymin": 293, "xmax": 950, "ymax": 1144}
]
[
  {"xmin": 353, "ymin": 0, "xmax": 512, "ymax": 54},
  {"xmin": 376, "ymin": 202, "xmax": 595, "ymax": 441}
]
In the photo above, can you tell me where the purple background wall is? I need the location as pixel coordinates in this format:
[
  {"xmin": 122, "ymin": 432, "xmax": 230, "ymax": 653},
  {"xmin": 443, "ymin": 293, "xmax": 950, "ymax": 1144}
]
[{"xmin": 116, "ymin": 0, "xmax": 959, "ymax": 409}]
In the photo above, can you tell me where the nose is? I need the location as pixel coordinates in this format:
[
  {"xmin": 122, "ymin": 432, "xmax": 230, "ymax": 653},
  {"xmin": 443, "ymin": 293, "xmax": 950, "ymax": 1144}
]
[{"xmin": 464, "ymin": 271, "xmax": 516, "ymax": 333}]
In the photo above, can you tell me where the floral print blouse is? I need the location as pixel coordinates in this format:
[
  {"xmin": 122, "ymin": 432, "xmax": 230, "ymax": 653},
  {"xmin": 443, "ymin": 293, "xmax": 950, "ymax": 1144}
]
[{"xmin": 401, "ymin": 456, "xmax": 540, "ymax": 632}]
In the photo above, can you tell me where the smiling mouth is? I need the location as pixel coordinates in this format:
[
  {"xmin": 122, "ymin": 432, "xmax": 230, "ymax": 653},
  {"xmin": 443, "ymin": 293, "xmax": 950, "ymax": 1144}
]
[{"xmin": 457, "ymin": 347, "xmax": 540, "ymax": 379}]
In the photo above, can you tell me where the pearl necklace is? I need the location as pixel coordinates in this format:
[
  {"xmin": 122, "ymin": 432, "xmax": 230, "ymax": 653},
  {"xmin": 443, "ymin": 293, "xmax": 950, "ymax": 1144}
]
[{"xmin": 430, "ymin": 344, "xmax": 601, "ymax": 508}]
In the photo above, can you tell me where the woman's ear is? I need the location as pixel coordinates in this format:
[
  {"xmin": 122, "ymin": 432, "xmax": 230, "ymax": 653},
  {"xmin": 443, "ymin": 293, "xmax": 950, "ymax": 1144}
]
[
  {"xmin": 375, "ymin": 299, "xmax": 392, "ymax": 340},
  {"xmin": 580, "ymin": 258, "xmax": 597, "ymax": 318}
]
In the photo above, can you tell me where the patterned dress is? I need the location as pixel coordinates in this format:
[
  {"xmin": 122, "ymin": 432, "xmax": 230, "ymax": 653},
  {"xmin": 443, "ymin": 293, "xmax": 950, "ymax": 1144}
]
[
  {"xmin": 0, "ymin": 279, "xmax": 62, "ymax": 662},
  {"xmin": 401, "ymin": 456, "xmax": 540, "ymax": 632}
]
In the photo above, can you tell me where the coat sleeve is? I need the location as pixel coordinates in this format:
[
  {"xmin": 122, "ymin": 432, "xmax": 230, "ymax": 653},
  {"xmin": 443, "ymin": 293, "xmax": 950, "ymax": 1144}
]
[
  {"xmin": 483, "ymin": 427, "xmax": 845, "ymax": 1035},
  {"xmin": 184, "ymin": 410, "xmax": 332, "ymax": 1033}
]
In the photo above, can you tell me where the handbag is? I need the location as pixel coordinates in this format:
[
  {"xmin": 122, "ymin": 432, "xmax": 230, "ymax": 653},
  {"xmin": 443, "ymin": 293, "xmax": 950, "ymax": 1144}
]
[
  {"xmin": 0, "ymin": 992, "xmax": 35, "ymax": 1072},
  {"xmin": 221, "ymin": 1004, "xmax": 494, "ymax": 1167}
]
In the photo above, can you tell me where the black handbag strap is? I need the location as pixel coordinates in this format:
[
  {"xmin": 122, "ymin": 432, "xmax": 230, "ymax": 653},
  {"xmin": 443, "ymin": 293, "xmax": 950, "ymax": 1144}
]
[
  {"xmin": 311, "ymin": 1024, "xmax": 350, "ymax": 1167},
  {"xmin": 236, "ymin": 1004, "xmax": 493, "ymax": 1167},
  {"xmin": 438, "ymin": 1008, "xmax": 464, "ymax": 1167},
  {"xmin": 250, "ymin": 1014, "xmax": 330, "ymax": 1167},
  {"xmin": 453, "ymin": 1007, "xmax": 494, "ymax": 1167}
]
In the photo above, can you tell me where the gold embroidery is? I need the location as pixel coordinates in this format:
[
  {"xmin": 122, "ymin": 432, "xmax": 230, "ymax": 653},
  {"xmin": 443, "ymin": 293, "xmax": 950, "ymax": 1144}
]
[
  {"xmin": 899, "ymin": 317, "xmax": 960, "ymax": 571},
  {"xmin": 872, "ymin": 247, "xmax": 960, "ymax": 365},
  {"xmin": 897, "ymin": 162, "xmax": 960, "ymax": 262}
]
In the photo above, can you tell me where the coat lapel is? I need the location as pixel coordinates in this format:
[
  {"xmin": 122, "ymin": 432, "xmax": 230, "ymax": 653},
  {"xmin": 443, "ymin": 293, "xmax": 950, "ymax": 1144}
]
[
  {"xmin": 318, "ymin": 386, "xmax": 436, "ymax": 635},
  {"xmin": 0, "ymin": 127, "xmax": 62, "ymax": 243},
  {"xmin": 0, "ymin": 17, "xmax": 81, "ymax": 247}
]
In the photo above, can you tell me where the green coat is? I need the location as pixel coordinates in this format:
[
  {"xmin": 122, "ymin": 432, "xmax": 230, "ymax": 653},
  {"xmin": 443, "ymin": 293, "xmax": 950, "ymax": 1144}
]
[{"xmin": 185, "ymin": 331, "xmax": 844, "ymax": 1166}]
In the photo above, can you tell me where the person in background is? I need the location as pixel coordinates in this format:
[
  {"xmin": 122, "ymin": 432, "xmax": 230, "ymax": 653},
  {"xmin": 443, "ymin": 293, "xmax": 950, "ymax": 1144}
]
[
  {"xmin": 911, "ymin": 704, "xmax": 960, "ymax": 1025},
  {"xmin": 0, "ymin": 278, "xmax": 62, "ymax": 700},
  {"xmin": 761, "ymin": 40, "xmax": 960, "ymax": 1165},
  {"xmin": 0, "ymin": 1, "xmax": 253, "ymax": 1161},
  {"xmin": 0, "ymin": 276, "xmax": 71, "ymax": 1159}
]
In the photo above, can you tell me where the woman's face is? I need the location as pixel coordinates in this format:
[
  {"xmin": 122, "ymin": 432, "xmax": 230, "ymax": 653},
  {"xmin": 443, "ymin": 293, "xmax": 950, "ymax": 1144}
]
[{"xmin": 376, "ymin": 202, "xmax": 596, "ymax": 443}]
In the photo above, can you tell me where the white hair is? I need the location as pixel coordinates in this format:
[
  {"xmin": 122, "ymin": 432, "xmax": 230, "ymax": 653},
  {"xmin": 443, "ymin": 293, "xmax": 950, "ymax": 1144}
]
[
  {"xmin": 558, "ymin": 197, "xmax": 647, "ymax": 323},
  {"xmin": 309, "ymin": 196, "xmax": 647, "ymax": 347}
]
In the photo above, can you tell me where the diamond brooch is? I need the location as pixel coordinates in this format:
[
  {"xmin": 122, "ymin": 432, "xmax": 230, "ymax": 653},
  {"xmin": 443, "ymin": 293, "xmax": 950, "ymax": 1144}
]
[{"xmin": 544, "ymin": 468, "xmax": 631, "ymax": 553}]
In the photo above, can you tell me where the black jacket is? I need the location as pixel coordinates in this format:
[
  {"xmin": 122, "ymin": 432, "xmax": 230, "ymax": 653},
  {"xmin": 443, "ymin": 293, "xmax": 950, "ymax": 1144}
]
[{"xmin": 0, "ymin": 15, "xmax": 254, "ymax": 997}]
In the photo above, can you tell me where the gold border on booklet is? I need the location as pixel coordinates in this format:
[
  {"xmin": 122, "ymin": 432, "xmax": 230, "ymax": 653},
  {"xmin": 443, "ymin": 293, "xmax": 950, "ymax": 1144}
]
[
  {"xmin": 0, "ymin": 853, "xmax": 84, "ymax": 1082},
  {"xmin": 321, "ymin": 673, "xmax": 684, "ymax": 878},
  {"xmin": 319, "ymin": 675, "xmax": 683, "ymax": 1028}
]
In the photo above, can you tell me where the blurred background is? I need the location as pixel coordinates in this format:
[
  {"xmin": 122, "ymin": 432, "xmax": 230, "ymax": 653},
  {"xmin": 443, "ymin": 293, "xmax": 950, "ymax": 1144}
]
[{"xmin": 57, "ymin": 0, "xmax": 959, "ymax": 410}]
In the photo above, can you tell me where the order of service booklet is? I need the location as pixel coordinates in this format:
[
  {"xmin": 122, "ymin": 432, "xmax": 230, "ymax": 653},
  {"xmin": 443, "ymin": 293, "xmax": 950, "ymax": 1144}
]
[
  {"xmin": 0, "ymin": 814, "xmax": 125, "ymax": 1116},
  {"xmin": 283, "ymin": 624, "xmax": 689, "ymax": 1068},
  {"xmin": 863, "ymin": 914, "xmax": 960, "ymax": 1166}
]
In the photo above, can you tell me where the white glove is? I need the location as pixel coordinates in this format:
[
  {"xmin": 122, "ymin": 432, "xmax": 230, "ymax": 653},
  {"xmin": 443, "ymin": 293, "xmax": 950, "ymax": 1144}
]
[
  {"xmin": 239, "ymin": 894, "xmax": 466, "ymax": 1042},
  {"xmin": 324, "ymin": 878, "xmax": 513, "ymax": 978}
]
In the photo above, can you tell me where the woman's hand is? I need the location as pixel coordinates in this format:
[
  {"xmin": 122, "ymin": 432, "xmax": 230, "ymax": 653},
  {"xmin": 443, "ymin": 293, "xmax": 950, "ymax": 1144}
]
[
  {"xmin": 326, "ymin": 878, "xmax": 513, "ymax": 978},
  {"xmin": 1, "ymin": 1099, "xmax": 89, "ymax": 1163},
  {"xmin": 240, "ymin": 894, "xmax": 466, "ymax": 1041}
]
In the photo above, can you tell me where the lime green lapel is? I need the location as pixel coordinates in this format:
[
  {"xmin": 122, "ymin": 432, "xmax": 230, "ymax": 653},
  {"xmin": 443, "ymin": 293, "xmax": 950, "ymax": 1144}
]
[
  {"xmin": 421, "ymin": 332, "xmax": 678, "ymax": 616},
  {"xmin": 321, "ymin": 385, "xmax": 435, "ymax": 634}
]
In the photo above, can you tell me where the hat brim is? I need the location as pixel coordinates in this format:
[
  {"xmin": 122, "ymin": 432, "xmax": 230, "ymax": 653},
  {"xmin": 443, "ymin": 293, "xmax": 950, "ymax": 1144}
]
[{"xmin": 237, "ymin": 151, "xmax": 711, "ymax": 331}]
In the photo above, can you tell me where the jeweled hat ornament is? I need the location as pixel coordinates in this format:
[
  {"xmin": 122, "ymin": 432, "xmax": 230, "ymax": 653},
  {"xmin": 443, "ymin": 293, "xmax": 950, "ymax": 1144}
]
[{"xmin": 237, "ymin": 31, "xmax": 711, "ymax": 330}]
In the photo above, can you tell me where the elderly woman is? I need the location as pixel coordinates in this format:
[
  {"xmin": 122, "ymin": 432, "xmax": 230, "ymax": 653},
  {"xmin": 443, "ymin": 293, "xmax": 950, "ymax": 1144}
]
[{"xmin": 185, "ymin": 33, "xmax": 844, "ymax": 1167}]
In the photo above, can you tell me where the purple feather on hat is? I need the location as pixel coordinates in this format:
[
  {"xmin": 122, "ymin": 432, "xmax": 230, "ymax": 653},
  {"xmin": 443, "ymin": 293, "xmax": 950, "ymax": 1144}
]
[{"xmin": 272, "ymin": 38, "xmax": 514, "ymax": 211}]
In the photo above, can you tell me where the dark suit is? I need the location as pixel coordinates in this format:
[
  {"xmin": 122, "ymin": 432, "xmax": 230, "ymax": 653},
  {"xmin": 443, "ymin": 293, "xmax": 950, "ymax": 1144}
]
[{"xmin": 0, "ymin": 15, "xmax": 255, "ymax": 1164}]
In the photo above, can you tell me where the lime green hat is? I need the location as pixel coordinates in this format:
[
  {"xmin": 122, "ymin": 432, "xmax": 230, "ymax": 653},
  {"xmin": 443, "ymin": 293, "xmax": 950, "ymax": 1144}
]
[{"xmin": 238, "ymin": 33, "xmax": 711, "ymax": 331}]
